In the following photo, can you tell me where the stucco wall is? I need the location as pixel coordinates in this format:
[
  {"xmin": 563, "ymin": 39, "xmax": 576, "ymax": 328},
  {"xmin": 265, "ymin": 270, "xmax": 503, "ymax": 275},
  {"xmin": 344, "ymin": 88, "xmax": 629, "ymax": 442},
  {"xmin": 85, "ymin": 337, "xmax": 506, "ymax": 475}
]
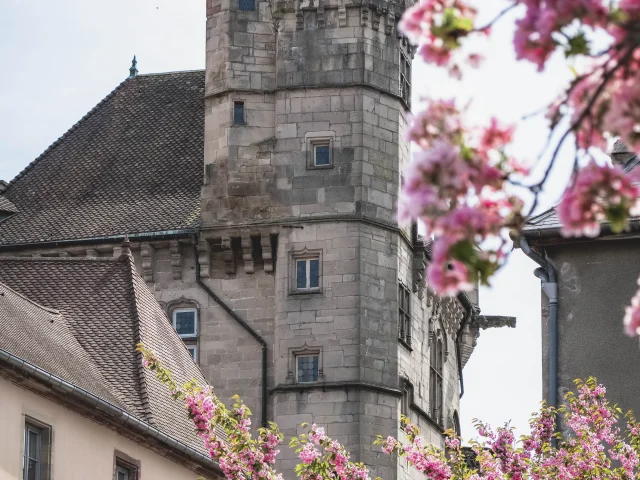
[
  {"xmin": 544, "ymin": 239, "xmax": 640, "ymax": 425},
  {"xmin": 0, "ymin": 377, "xmax": 201, "ymax": 480}
]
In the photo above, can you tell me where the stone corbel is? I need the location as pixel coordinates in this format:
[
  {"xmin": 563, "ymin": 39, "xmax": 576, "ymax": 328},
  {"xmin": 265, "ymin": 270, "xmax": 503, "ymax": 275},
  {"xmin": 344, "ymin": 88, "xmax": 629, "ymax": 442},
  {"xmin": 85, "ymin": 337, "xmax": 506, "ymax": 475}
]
[
  {"xmin": 170, "ymin": 240, "xmax": 182, "ymax": 280},
  {"xmin": 222, "ymin": 237, "xmax": 236, "ymax": 275},
  {"xmin": 412, "ymin": 250, "xmax": 426, "ymax": 297},
  {"xmin": 385, "ymin": 1, "xmax": 394, "ymax": 35},
  {"xmin": 317, "ymin": 0, "xmax": 325, "ymax": 28},
  {"xmin": 338, "ymin": 3, "xmax": 347, "ymax": 26},
  {"xmin": 295, "ymin": 0, "xmax": 304, "ymax": 30},
  {"xmin": 241, "ymin": 236, "xmax": 255, "ymax": 274},
  {"xmin": 198, "ymin": 240, "xmax": 211, "ymax": 279},
  {"xmin": 141, "ymin": 243, "xmax": 155, "ymax": 282},
  {"xmin": 361, "ymin": 5, "xmax": 369, "ymax": 26},
  {"xmin": 261, "ymin": 235, "xmax": 274, "ymax": 273},
  {"xmin": 373, "ymin": 11, "xmax": 381, "ymax": 30}
]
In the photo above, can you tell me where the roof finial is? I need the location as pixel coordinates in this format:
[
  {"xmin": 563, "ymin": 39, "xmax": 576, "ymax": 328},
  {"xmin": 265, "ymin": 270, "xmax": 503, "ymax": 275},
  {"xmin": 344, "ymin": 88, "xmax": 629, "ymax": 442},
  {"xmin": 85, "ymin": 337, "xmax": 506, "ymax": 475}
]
[
  {"xmin": 129, "ymin": 56, "xmax": 138, "ymax": 79},
  {"xmin": 121, "ymin": 234, "xmax": 132, "ymax": 257}
]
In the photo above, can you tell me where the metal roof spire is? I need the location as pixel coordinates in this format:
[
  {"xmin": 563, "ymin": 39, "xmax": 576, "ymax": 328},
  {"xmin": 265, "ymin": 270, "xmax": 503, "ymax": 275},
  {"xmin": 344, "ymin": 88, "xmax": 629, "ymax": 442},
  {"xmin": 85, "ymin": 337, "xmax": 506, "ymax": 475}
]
[{"xmin": 129, "ymin": 56, "xmax": 138, "ymax": 79}]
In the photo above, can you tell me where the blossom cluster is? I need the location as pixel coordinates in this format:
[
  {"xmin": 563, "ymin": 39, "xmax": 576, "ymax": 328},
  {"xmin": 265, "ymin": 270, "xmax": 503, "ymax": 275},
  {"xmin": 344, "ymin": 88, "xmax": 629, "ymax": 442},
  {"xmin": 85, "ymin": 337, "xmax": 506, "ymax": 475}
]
[
  {"xmin": 290, "ymin": 423, "xmax": 371, "ymax": 480},
  {"xmin": 379, "ymin": 378, "xmax": 640, "ymax": 479},
  {"xmin": 557, "ymin": 160, "xmax": 640, "ymax": 238},
  {"xmin": 398, "ymin": 99, "xmax": 524, "ymax": 295}
]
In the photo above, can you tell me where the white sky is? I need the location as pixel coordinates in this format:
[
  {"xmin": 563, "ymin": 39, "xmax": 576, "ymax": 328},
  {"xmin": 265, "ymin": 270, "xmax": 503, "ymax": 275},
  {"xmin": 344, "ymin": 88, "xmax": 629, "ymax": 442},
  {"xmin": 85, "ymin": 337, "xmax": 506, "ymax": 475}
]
[{"xmin": 0, "ymin": 1, "xmax": 578, "ymax": 443}]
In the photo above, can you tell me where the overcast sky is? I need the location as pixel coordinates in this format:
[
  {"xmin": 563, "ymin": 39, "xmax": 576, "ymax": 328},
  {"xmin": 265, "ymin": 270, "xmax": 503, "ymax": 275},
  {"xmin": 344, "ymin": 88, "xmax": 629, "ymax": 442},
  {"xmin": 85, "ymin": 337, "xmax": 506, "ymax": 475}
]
[{"xmin": 0, "ymin": 1, "xmax": 577, "ymax": 441}]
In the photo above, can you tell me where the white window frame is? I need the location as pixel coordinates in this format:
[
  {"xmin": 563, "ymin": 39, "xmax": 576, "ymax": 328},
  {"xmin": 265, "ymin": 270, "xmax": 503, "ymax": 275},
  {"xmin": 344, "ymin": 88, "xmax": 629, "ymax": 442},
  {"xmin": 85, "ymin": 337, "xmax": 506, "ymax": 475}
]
[
  {"xmin": 312, "ymin": 141, "xmax": 331, "ymax": 167},
  {"xmin": 296, "ymin": 258, "xmax": 320, "ymax": 291},
  {"xmin": 296, "ymin": 354, "xmax": 320, "ymax": 383},
  {"xmin": 186, "ymin": 344, "xmax": 198, "ymax": 362},
  {"xmin": 172, "ymin": 308, "xmax": 198, "ymax": 339},
  {"xmin": 116, "ymin": 466, "xmax": 130, "ymax": 480}
]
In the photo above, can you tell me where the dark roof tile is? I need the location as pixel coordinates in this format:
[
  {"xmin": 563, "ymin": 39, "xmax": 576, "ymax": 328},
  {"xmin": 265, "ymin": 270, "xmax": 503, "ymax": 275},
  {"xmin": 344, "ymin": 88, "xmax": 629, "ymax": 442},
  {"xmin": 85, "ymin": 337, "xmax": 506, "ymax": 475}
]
[{"xmin": 0, "ymin": 71, "xmax": 205, "ymax": 245}]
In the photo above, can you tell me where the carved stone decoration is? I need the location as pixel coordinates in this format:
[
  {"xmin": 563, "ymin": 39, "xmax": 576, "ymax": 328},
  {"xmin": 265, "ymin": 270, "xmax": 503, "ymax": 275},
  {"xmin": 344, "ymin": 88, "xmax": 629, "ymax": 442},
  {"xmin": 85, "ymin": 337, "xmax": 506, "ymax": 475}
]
[
  {"xmin": 170, "ymin": 240, "xmax": 182, "ymax": 280},
  {"xmin": 261, "ymin": 235, "xmax": 274, "ymax": 273},
  {"xmin": 373, "ymin": 11, "xmax": 381, "ymax": 30},
  {"xmin": 475, "ymin": 315, "xmax": 517, "ymax": 329},
  {"xmin": 241, "ymin": 236, "xmax": 255, "ymax": 274},
  {"xmin": 222, "ymin": 237, "xmax": 236, "ymax": 275},
  {"xmin": 141, "ymin": 243, "xmax": 155, "ymax": 282},
  {"xmin": 361, "ymin": 6, "xmax": 369, "ymax": 26},
  {"xmin": 338, "ymin": 4, "xmax": 347, "ymax": 26},
  {"xmin": 412, "ymin": 250, "xmax": 426, "ymax": 296},
  {"xmin": 198, "ymin": 239, "xmax": 211, "ymax": 279},
  {"xmin": 317, "ymin": 0, "xmax": 325, "ymax": 28}
]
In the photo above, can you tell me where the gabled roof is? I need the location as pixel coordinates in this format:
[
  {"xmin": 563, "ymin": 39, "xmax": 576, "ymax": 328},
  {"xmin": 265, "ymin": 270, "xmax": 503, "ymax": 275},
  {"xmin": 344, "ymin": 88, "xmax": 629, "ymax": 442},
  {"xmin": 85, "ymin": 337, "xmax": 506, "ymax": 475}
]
[
  {"xmin": 0, "ymin": 70, "xmax": 205, "ymax": 246},
  {"xmin": 0, "ymin": 255, "xmax": 207, "ymax": 455},
  {"xmin": 0, "ymin": 196, "xmax": 18, "ymax": 215}
]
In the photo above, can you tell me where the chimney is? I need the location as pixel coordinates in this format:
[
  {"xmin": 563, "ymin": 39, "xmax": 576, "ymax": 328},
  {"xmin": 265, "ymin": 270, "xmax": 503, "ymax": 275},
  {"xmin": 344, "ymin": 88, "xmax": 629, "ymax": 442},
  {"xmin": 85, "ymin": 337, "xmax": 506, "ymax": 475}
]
[{"xmin": 611, "ymin": 139, "xmax": 636, "ymax": 165}]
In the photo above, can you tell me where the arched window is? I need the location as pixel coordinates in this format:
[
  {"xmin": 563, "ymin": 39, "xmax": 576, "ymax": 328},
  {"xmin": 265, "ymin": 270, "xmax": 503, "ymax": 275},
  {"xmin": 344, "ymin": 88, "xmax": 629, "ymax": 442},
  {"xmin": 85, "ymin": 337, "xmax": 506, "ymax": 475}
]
[{"xmin": 429, "ymin": 334, "xmax": 444, "ymax": 425}]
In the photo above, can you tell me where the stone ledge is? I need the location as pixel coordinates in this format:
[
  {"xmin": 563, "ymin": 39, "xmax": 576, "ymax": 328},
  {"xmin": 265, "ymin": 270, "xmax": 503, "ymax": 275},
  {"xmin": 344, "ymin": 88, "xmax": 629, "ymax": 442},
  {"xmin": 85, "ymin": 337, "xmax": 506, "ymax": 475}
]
[{"xmin": 270, "ymin": 380, "xmax": 402, "ymax": 397}]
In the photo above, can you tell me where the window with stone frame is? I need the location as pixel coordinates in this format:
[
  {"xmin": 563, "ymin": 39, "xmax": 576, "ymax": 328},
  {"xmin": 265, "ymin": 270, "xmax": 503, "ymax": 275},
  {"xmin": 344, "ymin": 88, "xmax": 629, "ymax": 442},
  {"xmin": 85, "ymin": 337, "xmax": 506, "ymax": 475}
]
[
  {"xmin": 429, "ymin": 333, "xmax": 444, "ymax": 425},
  {"xmin": 399, "ymin": 48, "xmax": 411, "ymax": 107},
  {"xmin": 401, "ymin": 379, "xmax": 414, "ymax": 423},
  {"xmin": 288, "ymin": 345, "xmax": 323, "ymax": 384},
  {"xmin": 233, "ymin": 101, "xmax": 246, "ymax": 125},
  {"xmin": 167, "ymin": 299, "xmax": 200, "ymax": 363},
  {"xmin": 24, "ymin": 417, "xmax": 52, "ymax": 480},
  {"xmin": 290, "ymin": 249, "xmax": 323, "ymax": 294},
  {"xmin": 114, "ymin": 451, "xmax": 140, "ymax": 480},
  {"xmin": 398, "ymin": 282, "xmax": 412, "ymax": 347}
]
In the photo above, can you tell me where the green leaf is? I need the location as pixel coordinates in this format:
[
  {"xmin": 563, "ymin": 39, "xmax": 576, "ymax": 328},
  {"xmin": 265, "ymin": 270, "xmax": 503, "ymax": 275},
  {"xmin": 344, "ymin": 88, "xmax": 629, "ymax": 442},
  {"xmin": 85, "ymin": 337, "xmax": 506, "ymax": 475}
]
[{"xmin": 565, "ymin": 32, "xmax": 590, "ymax": 57}]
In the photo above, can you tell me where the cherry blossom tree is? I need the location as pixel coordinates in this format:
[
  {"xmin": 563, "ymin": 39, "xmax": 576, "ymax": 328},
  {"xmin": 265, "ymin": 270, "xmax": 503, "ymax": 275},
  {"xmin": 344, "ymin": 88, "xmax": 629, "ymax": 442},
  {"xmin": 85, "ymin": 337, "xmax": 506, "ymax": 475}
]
[
  {"xmin": 395, "ymin": 0, "xmax": 640, "ymax": 335},
  {"xmin": 139, "ymin": 345, "xmax": 640, "ymax": 479}
]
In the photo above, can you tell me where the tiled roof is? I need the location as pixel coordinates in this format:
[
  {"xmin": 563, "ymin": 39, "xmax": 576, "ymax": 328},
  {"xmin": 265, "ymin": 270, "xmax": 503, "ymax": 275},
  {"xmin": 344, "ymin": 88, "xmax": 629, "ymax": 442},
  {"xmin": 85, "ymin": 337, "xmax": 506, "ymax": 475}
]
[
  {"xmin": 0, "ymin": 196, "xmax": 17, "ymax": 214},
  {"xmin": 0, "ymin": 255, "xmax": 207, "ymax": 454},
  {"xmin": 0, "ymin": 71, "xmax": 205, "ymax": 246}
]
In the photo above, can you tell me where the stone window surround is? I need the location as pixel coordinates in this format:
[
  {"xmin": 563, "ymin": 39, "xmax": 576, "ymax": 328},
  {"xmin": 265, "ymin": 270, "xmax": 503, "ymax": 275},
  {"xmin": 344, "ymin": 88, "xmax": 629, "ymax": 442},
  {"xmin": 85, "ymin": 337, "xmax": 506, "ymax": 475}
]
[
  {"xmin": 166, "ymin": 297, "xmax": 200, "ymax": 362},
  {"xmin": 429, "ymin": 328, "xmax": 445, "ymax": 426},
  {"xmin": 287, "ymin": 344, "xmax": 324, "ymax": 383},
  {"xmin": 113, "ymin": 450, "xmax": 141, "ymax": 480},
  {"xmin": 398, "ymin": 281, "xmax": 412, "ymax": 350},
  {"xmin": 305, "ymin": 131, "xmax": 335, "ymax": 170},
  {"xmin": 289, "ymin": 247, "xmax": 323, "ymax": 295},
  {"xmin": 24, "ymin": 416, "xmax": 52, "ymax": 480}
]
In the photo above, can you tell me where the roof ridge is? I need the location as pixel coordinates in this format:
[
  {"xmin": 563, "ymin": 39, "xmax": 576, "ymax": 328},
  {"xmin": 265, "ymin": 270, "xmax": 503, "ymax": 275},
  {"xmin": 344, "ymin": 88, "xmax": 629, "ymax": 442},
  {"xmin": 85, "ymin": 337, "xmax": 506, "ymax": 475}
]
[
  {"xmin": 4, "ymin": 78, "xmax": 132, "ymax": 191},
  {"xmin": 0, "ymin": 256, "xmax": 118, "ymax": 263},
  {"xmin": 137, "ymin": 69, "xmax": 205, "ymax": 77},
  {"xmin": 0, "ymin": 281, "xmax": 61, "ymax": 315},
  {"xmin": 117, "ymin": 254, "xmax": 156, "ymax": 425}
]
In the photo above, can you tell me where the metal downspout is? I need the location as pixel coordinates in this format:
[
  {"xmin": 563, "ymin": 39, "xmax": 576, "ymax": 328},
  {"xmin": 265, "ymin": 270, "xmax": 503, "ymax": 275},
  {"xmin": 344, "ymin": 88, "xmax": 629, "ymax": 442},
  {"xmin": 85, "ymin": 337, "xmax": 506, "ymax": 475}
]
[
  {"xmin": 192, "ymin": 239, "xmax": 268, "ymax": 428},
  {"xmin": 519, "ymin": 237, "xmax": 559, "ymax": 416}
]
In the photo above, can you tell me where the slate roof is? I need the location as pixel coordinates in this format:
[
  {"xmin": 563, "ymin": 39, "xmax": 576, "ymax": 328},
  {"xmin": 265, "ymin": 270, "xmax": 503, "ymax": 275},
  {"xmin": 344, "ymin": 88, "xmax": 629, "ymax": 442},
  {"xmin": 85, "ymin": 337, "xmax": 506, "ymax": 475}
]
[
  {"xmin": 0, "ymin": 255, "xmax": 207, "ymax": 454},
  {"xmin": 0, "ymin": 70, "xmax": 205, "ymax": 246}
]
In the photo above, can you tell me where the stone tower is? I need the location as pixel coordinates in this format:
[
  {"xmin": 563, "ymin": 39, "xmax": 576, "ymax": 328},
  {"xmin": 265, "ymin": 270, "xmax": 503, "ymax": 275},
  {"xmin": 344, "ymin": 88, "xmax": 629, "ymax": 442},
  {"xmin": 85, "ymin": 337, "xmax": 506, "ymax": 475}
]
[{"xmin": 198, "ymin": 0, "xmax": 473, "ymax": 478}]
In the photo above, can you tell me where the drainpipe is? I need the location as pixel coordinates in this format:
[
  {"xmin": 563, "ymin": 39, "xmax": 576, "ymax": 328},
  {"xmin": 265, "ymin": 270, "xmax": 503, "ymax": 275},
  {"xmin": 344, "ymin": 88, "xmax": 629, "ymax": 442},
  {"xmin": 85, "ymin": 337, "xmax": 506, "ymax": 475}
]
[
  {"xmin": 192, "ymin": 240, "xmax": 268, "ymax": 428},
  {"xmin": 519, "ymin": 237, "xmax": 559, "ymax": 416}
]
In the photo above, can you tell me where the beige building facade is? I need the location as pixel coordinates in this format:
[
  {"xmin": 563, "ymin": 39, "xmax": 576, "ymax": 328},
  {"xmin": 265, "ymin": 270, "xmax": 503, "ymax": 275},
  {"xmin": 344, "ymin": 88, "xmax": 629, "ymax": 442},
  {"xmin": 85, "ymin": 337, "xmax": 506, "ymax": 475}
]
[{"xmin": 0, "ymin": 379, "xmax": 202, "ymax": 480}]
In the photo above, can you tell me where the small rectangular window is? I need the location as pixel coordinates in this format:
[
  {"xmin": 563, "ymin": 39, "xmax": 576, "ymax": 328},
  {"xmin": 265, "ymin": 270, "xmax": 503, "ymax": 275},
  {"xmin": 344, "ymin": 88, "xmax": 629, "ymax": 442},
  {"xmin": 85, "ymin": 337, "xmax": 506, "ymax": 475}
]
[
  {"xmin": 239, "ymin": 0, "xmax": 255, "ymax": 11},
  {"xmin": 296, "ymin": 258, "xmax": 320, "ymax": 290},
  {"xmin": 314, "ymin": 144, "xmax": 330, "ymax": 166},
  {"xmin": 399, "ymin": 50, "xmax": 411, "ymax": 107},
  {"xmin": 398, "ymin": 283, "xmax": 411, "ymax": 347},
  {"xmin": 233, "ymin": 101, "xmax": 245, "ymax": 124},
  {"xmin": 116, "ymin": 467, "xmax": 130, "ymax": 480},
  {"xmin": 24, "ymin": 419, "xmax": 51, "ymax": 480},
  {"xmin": 186, "ymin": 345, "xmax": 198, "ymax": 362},
  {"xmin": 172, "ymin": 308, "xmax": 197, "ymax": 338},
  {"xmin": 297, "ymin": 354, "xmax": 319, "ymax": 383}
]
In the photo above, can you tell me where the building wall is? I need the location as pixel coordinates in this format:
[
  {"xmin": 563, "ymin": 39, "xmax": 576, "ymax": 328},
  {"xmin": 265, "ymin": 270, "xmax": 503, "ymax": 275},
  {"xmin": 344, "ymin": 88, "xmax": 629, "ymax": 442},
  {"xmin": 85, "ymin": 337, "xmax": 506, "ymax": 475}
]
[
  {"xmin": 0, "ymin": 377, "xmax": 201, "ymax": 480},
  {"xmin": 544, "ymin": 238, "xmax": 640, "ymax": 430}
]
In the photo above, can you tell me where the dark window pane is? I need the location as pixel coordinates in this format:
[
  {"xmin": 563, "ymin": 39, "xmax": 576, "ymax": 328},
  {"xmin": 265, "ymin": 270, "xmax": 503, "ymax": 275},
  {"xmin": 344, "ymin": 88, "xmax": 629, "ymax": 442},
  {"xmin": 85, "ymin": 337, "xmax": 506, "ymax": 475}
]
[
  {"xmin": 314, "ymin": 145, "xmax": 330, "ymax": 166},
  {"xmin": 175, "ymin": 311, "xmax": 196, "ymax": 336},
  {"xmin": 27, "ymin": 459, "xmax": 37, "ymax": 480},
  {"xmin": 297, "ymin": 260, "xmax": 307, "ymax": 289},
  {"xmin": 309, "ymin": 259, "xmax": 319, "ymax": 288},
  {"xmin": 239, "ymin": 0, "xmax": 255, "ymax": 10},
  {"xmin": 233, "ymin": 101, "xmax": 245, "ymax": 124},
  {"xmin": 297, "ymin": 355, "xmax": 319, "ymax": 382},
  {"xmin": 28, "ymin": 431, "xmax": 38, "ymax": 459}
]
